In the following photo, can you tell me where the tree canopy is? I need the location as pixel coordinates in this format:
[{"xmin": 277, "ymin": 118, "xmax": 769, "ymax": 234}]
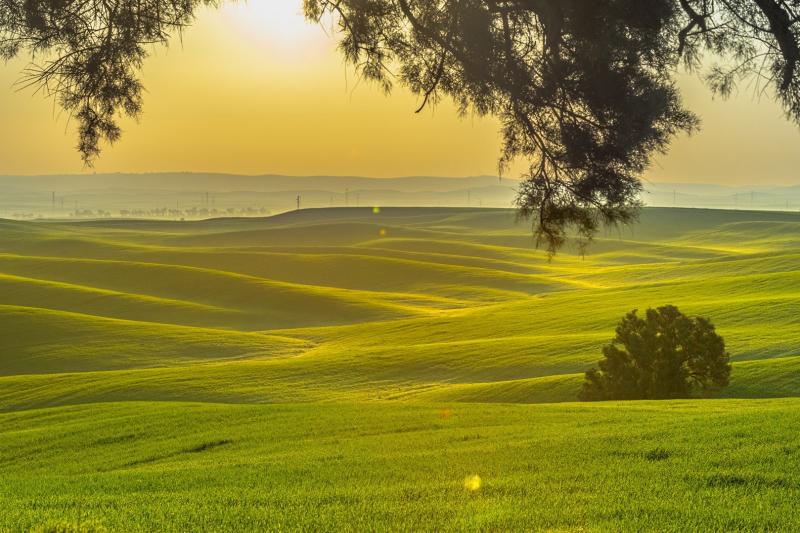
[
  {"xmin": 580, "ymin": 305, "xmax": 731, "ymax": 401},
  {"xmin": 3, "ymin": 0, "xmax": 800, "ymax": 250}
]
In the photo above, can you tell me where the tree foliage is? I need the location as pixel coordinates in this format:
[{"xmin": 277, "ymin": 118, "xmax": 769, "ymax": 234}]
[
  {"xmin": 0, "ymin": 0, "xmax": 217, "ymax": 163},
  {"xmin": 4, "ymin": 1, "xmax": 800, "ymax": 250},
  {"xmin": 580, "ymin": 305, "xmax": 731, "ymax": 401}
]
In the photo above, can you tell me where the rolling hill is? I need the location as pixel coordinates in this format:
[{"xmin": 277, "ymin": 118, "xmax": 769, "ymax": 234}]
[
  {"xmin": 2, "ymin": 206, "xmax": 800, "ymax": 531},
  {"xmin": 1, "ymin": 207, "xmax": 798, "ymax": 408}
]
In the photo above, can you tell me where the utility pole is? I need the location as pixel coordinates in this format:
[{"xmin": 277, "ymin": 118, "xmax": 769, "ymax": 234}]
[
  {"xmin": 296, "ymin": 195, "xmax": 301, "ymax": 211},
  {"xmin": 345, "ymin": 188, "xmax": 349, "ymax": 207}
]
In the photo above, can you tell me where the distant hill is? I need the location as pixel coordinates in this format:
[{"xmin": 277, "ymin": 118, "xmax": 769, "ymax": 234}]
[
  {"xmin": 643, "ymin": 181, "xmax": 800, "ymax": 210},
  {"xmin": 0, "ymin": 173, "xmax": 519, "ymax": 219},
  {"xmin": 1, "ymin": 172, "xmax": 799, "ymax": 220}
]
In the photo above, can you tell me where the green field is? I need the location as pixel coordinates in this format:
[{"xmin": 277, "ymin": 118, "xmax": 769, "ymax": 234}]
[{"xmin": 2, "ymin": 207, "xmax": 799, "ymax": 531}]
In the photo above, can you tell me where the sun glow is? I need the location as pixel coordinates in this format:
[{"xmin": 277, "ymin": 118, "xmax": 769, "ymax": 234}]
[
  {"xmin": 221, "ymin": 0, "xmax": 320, "ymax": 47},
  {"xmin": 0, "ymin": 0, "xmax": 515, "ymax": 176}
]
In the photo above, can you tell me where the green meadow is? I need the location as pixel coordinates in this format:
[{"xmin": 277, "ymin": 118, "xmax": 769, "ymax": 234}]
[{"xmin": 2, "ymin": 207, "xmax": 800, "ymax": 531}]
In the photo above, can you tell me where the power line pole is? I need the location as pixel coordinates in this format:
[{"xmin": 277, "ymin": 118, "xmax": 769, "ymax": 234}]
[{"xmin": 296, "ymin": 195, "xmax": 301, "ymax": 211}]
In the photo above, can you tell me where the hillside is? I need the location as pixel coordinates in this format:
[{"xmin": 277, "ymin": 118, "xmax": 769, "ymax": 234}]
[
  {"xmin": 0, "ymin": 207, "xmax": 798, "ymax": 409},
  {"xmin": 2, "ymin": 206, "xmax": 800, "ymax": 531}
]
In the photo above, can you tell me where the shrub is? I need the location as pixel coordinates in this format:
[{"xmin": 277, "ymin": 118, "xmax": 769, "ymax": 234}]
[{"xmin": 580, "ymin": 305, "xmax": 731, "ymax": 401}]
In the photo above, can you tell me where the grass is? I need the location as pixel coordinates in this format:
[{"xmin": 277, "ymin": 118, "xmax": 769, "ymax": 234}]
[
  {"xmin": 3, "ymin": 400, "xmax": 800, "ymax": 531},
  {"xmin": 0, "ymin": 305, "xmax": 309, "ymax": 376},
  {"xmin": 1, "ymin": 206, "xmax": 800, "ymax": 530}
]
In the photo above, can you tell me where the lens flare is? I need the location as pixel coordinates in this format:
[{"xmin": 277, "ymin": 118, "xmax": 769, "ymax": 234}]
[{"xmin": 464, "ymin": 474, "xmax": 482, "ymax": 492}]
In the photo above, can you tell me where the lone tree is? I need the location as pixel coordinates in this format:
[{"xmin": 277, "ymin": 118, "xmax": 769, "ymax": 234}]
[
  {"xmin": 580, "ymin": 305, "xmax": 731, "ymax": 401},
  {"xmin": 3, "ymin": 1, "xmax": 800, "ymax": 250}
]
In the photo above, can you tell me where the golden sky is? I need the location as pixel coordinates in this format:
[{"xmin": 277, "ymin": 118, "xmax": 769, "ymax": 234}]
[{"xmin": 0, "ymin": 0, "xmax": 799, "ymax": 185}]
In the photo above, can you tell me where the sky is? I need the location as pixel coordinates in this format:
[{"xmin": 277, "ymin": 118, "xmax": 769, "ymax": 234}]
[{"xmin": 0, "ymin": 0, "xmax": 799, "ymax": 185}]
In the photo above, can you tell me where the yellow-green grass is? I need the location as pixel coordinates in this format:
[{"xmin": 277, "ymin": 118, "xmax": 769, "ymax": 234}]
[
  {"xmin": 1, "ymin": 207, "xmax": 799, "ymax": 409},
  {"xmin": 3, "ymin": 400, "xmax": 800, "ymax": 531},
  {"xmin": 3, "ymin": 206, "xmax": 800, "ymax": 530},
  {"xmin": 0, "ymin": 305, "xmax": 309, "ymax": 376},
  {"xmin": 2, "ymin": 346, "xmax": 796, "ymax": 413},
  {"xmin": 0, "ymin": 254, "xmax": 444, "ymax": 329}
]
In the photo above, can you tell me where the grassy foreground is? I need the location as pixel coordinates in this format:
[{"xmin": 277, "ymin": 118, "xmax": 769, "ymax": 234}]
[
  {"xmin": 3, "ymin": 400, "xmax": 800, "ymax": 532},
  {"xmin": 1, "ymin": 207, "xmax": 799, "ymax": 530}
]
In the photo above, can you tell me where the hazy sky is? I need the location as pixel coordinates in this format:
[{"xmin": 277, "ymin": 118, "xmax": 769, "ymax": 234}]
[{"xmin": 0, "ymin": 0, "xmax": 799, "ymax": 185}]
